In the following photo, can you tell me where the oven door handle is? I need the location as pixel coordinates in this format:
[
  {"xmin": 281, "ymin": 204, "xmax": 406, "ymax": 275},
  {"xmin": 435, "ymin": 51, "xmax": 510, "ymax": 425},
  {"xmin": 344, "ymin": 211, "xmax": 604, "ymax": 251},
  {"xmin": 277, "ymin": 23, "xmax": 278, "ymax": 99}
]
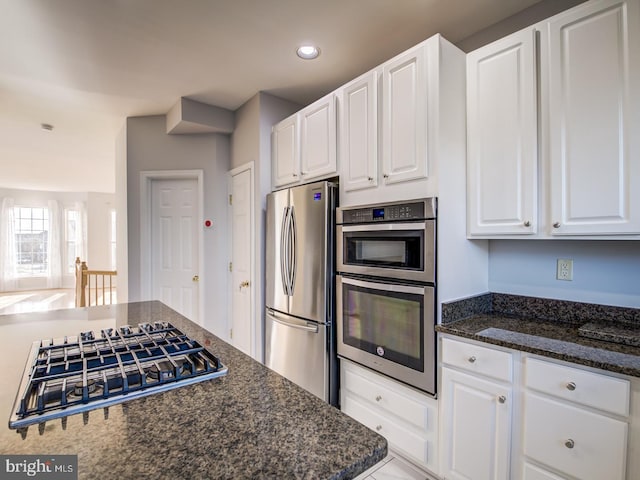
[
  {"xmin": 338, "ymin": 275, "xmax": 428, "ymax": 295},
  {"xmin": 340, "ymin": 222, "xmax": 428, "ymax": 232}
]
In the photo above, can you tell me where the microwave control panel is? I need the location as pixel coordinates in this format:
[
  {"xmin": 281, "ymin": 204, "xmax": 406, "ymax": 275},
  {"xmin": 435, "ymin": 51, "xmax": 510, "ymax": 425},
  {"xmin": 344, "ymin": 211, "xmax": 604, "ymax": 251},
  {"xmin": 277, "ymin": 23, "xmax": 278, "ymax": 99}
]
[{"xmin": 339, "ymin": 199, "xmax": 436, "ymax": 224}]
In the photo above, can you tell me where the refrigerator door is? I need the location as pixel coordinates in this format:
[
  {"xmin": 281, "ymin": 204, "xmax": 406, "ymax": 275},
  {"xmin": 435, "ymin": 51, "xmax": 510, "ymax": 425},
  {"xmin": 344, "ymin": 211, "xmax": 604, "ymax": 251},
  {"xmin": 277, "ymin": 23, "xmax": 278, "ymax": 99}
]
[
  {"xmin": 265, "ymin": 188, "xmax": 290, "ymax": 314},
  {"xmin": 265, "ymin": 308, "xmax": 328, "ymax": 401},
  {"xmin": 288, "ymin": 181, "xmax": 333, "ymax": 323}
]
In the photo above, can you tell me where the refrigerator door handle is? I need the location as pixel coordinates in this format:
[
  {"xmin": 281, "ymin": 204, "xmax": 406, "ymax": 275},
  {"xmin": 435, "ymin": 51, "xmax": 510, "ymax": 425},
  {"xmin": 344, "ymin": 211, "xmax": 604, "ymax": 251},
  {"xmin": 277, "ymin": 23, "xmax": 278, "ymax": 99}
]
[
  {"xmin": 289, "ymin": 205, "xmax": 297, "ymax": 295},
  {"xmin": 280, "ymin": 206, "xmax": 290, "ymax": 295},
  {"xmin": 266, "ymin": 309, "xmax": 319, "ymax": 333}
]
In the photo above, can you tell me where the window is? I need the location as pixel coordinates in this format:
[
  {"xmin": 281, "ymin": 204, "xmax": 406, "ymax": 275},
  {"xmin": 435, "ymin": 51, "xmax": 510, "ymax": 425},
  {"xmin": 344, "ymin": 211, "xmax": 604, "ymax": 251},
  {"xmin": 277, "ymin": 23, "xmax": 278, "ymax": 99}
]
[
  {"xmin": 109, "ymin": 209, "xmax": 117, "ymax": 271},
  {"xmin": 14, "ymin": 207, "xmax": 49, "ymax": 277},
  {"xmin": 65, "ymin": 209, "xmax": 81, "ymax": 274}
]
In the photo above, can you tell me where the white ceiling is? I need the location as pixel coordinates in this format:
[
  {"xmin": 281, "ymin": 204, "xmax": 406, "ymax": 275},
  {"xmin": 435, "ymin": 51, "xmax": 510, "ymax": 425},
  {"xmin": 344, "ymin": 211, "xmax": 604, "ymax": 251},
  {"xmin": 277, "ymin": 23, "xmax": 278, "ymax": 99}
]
[{"xmin": 0, "ymin": 0, "xmax": 545, "ymax": 193}]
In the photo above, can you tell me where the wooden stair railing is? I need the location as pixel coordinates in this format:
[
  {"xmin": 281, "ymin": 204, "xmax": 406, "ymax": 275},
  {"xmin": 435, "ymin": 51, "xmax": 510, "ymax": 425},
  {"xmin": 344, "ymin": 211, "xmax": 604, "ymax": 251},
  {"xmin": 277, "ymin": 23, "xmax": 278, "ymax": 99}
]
[{"xmin": 75, "ymin": 257, "xmax": 117, "ymax": 307}]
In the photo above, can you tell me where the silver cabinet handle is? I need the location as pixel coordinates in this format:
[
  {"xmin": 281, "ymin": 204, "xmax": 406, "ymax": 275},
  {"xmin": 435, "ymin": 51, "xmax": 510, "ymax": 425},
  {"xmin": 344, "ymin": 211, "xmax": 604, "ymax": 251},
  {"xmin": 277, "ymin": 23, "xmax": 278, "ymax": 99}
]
[
  {"xmin": 375, "ymin": 395, "xmax": 382, "ymax": 402},
  {"xmin": 498, "ymin": 395, "xmax": 506, "ymax": 404},
  {"xmin": 566, "ymin": 382, "xmax": 576, "ymax": 391},
  {"xmin": 565, "ymin": 439, "xmax": 575, "ymax": 449},
  {"xmin": 376, "ymin": 425, "xmax": 382, "ymax": 431},
  {"xmin": 524, "ymin": 220, "xmax": 531, "ymax": 227},
  {"xmin": 383, "ymin": 174, "xmax": 389, "ymax": 178},
  {"xmin": 468, "ymin": 356, "xmax": 476, "ymax": 363},
  {"xmin": 553, "ymin": 222, "xmax": 561, "ymax": 228},
  {"xmin": 368, "ymin": 177, "xmax": 373, "ymax": 182},
  {"xmin": 292, "ymin": 173, "xmax": 298, "ymax": 177}
]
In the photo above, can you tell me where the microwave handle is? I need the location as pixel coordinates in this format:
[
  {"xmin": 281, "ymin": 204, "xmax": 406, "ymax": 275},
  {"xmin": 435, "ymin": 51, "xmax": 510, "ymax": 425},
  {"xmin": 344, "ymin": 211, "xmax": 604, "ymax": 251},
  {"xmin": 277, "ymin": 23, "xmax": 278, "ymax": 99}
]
[{"xmin": 340, "ymin": 222, "xmax": 428, "ymax": 232}]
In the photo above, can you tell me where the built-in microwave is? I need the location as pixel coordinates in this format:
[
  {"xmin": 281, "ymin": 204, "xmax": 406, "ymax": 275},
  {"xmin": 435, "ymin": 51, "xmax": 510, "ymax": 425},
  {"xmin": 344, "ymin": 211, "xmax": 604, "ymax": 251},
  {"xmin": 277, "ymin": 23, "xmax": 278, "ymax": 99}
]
[
  {"xmin": 336, "ymin": 198, "xmax": 436, "ymax": 283},
  {"xmin": 336, "ymin": 274, "xmax": 436, "ymax": 395}
]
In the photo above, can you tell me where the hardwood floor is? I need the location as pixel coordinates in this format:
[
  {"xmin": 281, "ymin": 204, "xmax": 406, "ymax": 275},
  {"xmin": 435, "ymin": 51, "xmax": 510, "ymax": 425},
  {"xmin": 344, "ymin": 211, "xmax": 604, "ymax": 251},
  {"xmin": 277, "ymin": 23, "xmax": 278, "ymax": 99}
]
[{"xmin": 0, "ymin": 289, "xmax": 77, "ymax": 315}]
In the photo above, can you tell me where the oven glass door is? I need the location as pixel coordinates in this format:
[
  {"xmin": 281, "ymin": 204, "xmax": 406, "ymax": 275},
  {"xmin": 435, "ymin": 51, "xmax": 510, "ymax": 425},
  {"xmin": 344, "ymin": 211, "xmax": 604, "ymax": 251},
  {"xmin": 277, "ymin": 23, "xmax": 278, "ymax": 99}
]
[
  {"xmin": 337, "ymin": 275, "xmax": 435, "ymax": 393},
  {"xmin": 337, "ymin": 221, "xmax": 435, "ymax": 283}
]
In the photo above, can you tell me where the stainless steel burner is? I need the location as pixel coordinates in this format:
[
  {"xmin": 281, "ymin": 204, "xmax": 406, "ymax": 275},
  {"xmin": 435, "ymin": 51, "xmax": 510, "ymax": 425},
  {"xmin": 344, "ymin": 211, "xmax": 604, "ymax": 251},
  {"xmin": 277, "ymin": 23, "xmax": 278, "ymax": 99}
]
[{"xmin": 9, "ymin": 322, "xmax": 228, "ymax": 430}]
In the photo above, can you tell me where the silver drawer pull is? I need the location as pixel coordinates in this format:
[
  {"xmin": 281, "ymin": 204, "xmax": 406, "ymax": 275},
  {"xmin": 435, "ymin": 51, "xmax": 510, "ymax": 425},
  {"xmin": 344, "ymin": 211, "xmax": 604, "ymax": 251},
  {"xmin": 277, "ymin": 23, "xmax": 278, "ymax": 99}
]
[
  {"xmin": 368, "ymin": 177, "xmax": 373, "ymax": 182},
  {"xmin": 565, "ymin": 439, "xmax": 575, "ymax": 449},
  {"xmin": 498, "ymin": 395, "xmax": 506, "ymax": 404},
  {"xmin": 376, "ymin": 425, "xmax": 382, "ymax": 431},
  {"xmin": 375, "ymin": 395, "xmax": 382, "ymax": 402},
  {"xmin": 553, "ymin": 222, "xmax": 561, "ymax": 228},
  {"xmin": 468, "ymin": 356, "xmax": 476, "ymax": 363},
  {"xmin": 566, "ymin": 382, "xmax": 576, "ymax": 391},
  {"xmin": 524, "ymin": 220, "xmax": 531, "ymax": 227}
]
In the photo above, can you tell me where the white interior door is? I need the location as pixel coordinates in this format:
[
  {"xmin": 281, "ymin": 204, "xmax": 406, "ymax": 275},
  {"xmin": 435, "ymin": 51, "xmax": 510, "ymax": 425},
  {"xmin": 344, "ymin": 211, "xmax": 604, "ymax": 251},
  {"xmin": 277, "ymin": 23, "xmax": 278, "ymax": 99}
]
[
  {"xmin": 229, "ymin": 166, "xmax": 253, "ymax": 356},
  {"xmin": 150, "ymin": 178, "xmax": 199, "ymax": 321}
]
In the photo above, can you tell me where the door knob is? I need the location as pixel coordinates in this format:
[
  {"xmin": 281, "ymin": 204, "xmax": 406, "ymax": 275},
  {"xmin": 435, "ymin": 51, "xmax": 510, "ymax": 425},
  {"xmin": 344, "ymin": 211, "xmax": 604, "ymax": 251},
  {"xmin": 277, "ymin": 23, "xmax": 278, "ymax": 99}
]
[
  {"xmin": 192, "ymin": 275, "xmax": 199, "ymax": 282},
  {"xmin": 239, "ymin": 280, "xmax": 250, "ymax": 290}
]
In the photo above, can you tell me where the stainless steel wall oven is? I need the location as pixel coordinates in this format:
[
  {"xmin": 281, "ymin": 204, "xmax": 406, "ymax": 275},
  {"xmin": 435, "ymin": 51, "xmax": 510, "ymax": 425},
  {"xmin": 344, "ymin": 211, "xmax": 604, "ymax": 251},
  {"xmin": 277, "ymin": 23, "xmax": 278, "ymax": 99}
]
[{"xmin": 336, "ymin": 198, "xmax": 437, "ymax": 395}]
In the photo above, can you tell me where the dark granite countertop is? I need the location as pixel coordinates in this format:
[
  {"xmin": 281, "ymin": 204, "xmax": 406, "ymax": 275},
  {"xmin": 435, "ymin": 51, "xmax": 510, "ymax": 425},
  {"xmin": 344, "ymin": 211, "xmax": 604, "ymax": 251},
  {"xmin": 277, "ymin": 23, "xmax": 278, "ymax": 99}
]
[
  {"xmin": 0, "ymin": 301, "xmax": 387, "ymax": 479},
  {"xmin": 437, "ymin": 294, "xmax": 640, "ymax": 378}
]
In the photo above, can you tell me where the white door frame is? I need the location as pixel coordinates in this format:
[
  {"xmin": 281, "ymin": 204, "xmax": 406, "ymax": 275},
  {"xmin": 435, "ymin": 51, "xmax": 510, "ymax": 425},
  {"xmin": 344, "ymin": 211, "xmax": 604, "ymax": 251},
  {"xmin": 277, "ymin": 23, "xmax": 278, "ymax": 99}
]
[
  {"xmin": 140, "ymin": 169, "xmax": 204, "ymax": 324},
  {"xmin": 227, "ymin": 162, "xmax": 255, "ymax": 356}
]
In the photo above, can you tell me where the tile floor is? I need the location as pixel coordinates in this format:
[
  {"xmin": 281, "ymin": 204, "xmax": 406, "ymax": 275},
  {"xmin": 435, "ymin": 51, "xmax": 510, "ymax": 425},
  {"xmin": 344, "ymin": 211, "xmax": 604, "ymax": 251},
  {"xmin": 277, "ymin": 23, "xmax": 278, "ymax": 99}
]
[{"xmin": 356, "ymin": 450, "xmax": 439, "ymax": 480}]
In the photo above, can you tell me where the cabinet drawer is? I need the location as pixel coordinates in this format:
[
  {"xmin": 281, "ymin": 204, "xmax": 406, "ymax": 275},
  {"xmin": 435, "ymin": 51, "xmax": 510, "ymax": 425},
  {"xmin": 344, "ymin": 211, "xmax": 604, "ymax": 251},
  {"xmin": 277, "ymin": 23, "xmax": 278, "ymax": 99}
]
[
  {"xmin": 342, "ymin": 392, "xmax": 429, "ymax": 465},
  {"xmin": 525, "ymin": 357, "xmax": 630, "ymax": 416},
  {"xmin": 441, "ymin": 337, "xmax": 512, "ymax": 382},
  {"xmin": 523, "ymin": 392, "xmax": 627, "ymax": 480},
  {"xmin": 342, "ymin": 363, "xmax": 430, "ymax": 431}
]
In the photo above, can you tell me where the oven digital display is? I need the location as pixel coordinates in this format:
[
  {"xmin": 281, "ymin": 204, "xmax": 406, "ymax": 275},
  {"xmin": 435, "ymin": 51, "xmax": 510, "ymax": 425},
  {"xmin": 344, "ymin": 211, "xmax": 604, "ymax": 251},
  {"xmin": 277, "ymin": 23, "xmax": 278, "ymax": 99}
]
[{"xmin": 372, "ymin": 208, "xmax": 384, "ymax": 220}]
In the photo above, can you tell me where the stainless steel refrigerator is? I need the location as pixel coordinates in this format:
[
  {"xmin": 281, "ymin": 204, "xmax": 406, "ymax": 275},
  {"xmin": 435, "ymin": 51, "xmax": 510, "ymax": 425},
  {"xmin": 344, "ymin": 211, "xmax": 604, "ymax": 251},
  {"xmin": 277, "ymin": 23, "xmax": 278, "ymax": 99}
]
[{"xmin": 265, "ymin": 180, "xmax": 338, "ymax": 406}]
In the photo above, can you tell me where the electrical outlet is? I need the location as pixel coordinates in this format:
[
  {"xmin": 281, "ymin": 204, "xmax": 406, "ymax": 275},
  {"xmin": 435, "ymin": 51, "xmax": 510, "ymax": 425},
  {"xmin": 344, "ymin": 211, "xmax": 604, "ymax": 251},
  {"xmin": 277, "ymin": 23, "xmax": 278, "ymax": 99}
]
[{"xmin": 557, "ymin": 258, "xmax": 573, "ymax": 281}]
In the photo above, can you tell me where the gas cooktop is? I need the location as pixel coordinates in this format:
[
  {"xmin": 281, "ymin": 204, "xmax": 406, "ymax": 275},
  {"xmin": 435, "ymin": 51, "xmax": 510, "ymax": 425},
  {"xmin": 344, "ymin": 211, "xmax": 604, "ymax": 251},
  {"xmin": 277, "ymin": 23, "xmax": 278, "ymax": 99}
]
[{"xmin": 9, "ymin": 322, "xmax": 228, "ymax": 431}]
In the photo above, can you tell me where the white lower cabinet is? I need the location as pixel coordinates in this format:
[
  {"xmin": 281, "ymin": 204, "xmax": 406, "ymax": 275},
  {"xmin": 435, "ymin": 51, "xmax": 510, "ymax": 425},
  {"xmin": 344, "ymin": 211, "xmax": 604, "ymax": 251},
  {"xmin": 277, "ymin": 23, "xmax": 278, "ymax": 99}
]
[
  {"xmin": 521, "ymin": 357, "xmax": 629, "ymax": 480},
  {"xmin": 440, "ymin": 338, "xmax": 513, "ymax": 480},
  {"xmin": 440, "ymin": 335, "xmax": 633, "ymax": 480},
  {"xmin": 340, "ymin": 359, "xmax": 438, "ymax": 474}
]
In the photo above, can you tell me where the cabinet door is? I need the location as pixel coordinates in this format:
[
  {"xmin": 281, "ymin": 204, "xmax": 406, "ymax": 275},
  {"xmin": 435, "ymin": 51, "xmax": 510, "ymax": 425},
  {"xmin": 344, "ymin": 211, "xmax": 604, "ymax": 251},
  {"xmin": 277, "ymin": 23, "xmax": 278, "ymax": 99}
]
[
  {"xmin": 547, "ymin": 0, "xmax": 640, "ymax": 235},
  {"xmin": 299, "ymin": 94, "xmax": 337, "ymax": 182},
  {"xmin": 467, "ymin": 28, "xmax": 538, "ymax": 236},
  {"xmin": 272, "ymin": 115, "xmax": 299, "ymax": 189},
  {"xmin": 381, "ymin": 44, "xmax": 428, "ymax": 185},
  {"xmin": 441, "ymin": 367, "xmax": 512, "ymax": 480},
  {"xmin": 339, "ymin": 72, "xmax": 378, "ymax": 192}
]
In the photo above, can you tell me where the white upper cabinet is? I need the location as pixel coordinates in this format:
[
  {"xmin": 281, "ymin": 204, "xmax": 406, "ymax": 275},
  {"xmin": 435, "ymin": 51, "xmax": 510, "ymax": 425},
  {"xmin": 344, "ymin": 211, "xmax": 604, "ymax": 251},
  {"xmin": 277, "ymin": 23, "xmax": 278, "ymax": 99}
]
[
  {"xmin": 545, "ymin": 0, "xmax": 640, "ymax": 235},
  {"xmin": 299, "ymin": 94, "xmax": 337, "ymax": 182},
  {"xmin": 381, "ymin": 44, "xmax": 429, "ymax": 185},
  {"xmin": 466, "ymin": 28, "xmax": 538, "ymax": 236},
  {"xmin": 272, "ymin": 115, "xmax": 299, "ymax": 189},
  {"xmin": 338, "ymin": 71, "xmax": 379, "ymax": 192},
  {"xmin": 467, "ymin": 0, "xmax": 640, "ymax": 238},
  {"xmin": 272, "ymin": 93, "xmax": 337, "ymax": 190}
]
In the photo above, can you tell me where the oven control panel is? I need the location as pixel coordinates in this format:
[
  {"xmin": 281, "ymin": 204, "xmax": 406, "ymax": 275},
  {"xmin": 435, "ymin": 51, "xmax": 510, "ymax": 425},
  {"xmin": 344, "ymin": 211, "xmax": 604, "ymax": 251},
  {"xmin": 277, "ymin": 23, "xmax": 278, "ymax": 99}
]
[{"xmin": 338, "ymin": 198, "xmax": 436, "ymax": 224}]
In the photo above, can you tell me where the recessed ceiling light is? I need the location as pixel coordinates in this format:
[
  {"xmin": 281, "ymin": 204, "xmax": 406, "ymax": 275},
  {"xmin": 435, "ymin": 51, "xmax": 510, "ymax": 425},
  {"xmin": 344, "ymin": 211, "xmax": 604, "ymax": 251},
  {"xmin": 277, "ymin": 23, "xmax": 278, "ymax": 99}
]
[{"xmin": 296, "ymin": 45, "xmax": 320, "ymax": 60}]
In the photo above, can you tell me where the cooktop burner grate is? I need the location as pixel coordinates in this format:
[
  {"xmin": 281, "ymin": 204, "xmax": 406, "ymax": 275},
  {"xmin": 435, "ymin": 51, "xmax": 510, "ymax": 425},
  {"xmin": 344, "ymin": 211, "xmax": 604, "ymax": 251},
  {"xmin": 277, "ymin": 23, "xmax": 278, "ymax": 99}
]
[{"xmin": 9, "ymin": 322, "xmax": 227, "ymax": 430}]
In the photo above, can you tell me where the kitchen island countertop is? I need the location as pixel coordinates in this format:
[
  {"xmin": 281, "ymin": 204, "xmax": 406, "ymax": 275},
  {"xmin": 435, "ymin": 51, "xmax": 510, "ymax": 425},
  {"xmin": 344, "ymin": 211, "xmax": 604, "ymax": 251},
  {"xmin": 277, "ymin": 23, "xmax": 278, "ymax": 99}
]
[{"xmin": 0, "ymin": 301, "xmax": 387, "ymax": 479}]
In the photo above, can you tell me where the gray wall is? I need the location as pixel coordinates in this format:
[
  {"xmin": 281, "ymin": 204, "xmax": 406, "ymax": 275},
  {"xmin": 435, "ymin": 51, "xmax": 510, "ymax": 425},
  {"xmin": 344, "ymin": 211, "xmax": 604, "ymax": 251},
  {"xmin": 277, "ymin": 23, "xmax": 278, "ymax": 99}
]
[
  {"xmin": 231, "ymin": 92, "xmax": 300, "ymax": 360},
  {"xmin": 126, "ymin": 115, "xmax": 230, "ymax": 336},
  {"xmin": 489, "ymin": 240, "xmax": 640, "ymax": 308}
]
